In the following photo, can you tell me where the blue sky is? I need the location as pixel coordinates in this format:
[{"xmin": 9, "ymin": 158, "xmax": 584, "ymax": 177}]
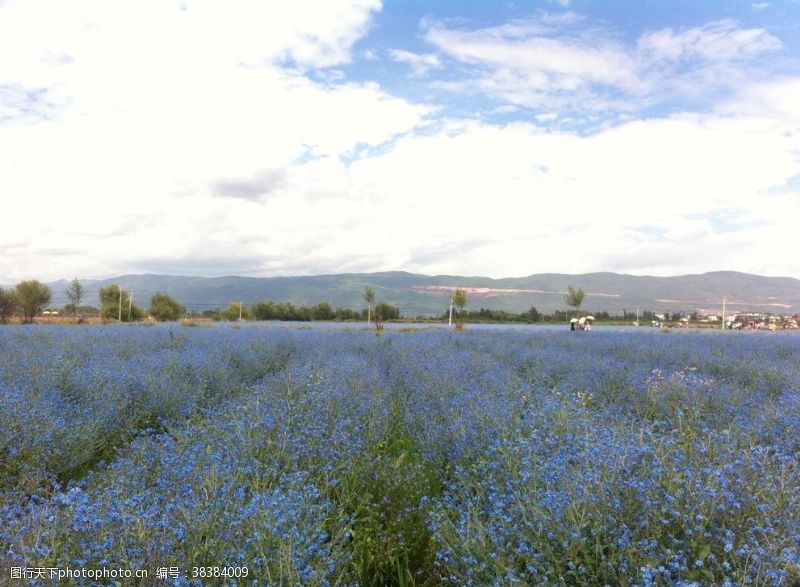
[
  {"xmin": 1, "ymin": 0, "xmax": 799, "ymax": 281},
  {"xmin": 350, "ymin": 1, "xmax": 798, "ymax": 125}
]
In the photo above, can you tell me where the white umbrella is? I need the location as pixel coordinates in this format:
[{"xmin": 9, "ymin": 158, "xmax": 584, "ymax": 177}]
[
  {"xmin": 586, "ymin": 315, "xmax": 595, "ymax": 321},
  {"xmin": 570, "ymin": 318, "xmax": 578, "ymax": 323},
  {"xmin": 578, "ymin": 317, "xmax": 586, "ymax": 325}
]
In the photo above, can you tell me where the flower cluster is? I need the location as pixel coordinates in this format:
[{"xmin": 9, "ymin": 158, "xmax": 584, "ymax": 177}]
[{"xmin": 1, "ymin": 324, "xmax": 798, "ymax": 585}]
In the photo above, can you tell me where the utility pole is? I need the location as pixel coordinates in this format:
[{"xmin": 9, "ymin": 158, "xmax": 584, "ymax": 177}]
[
  {"xmin": 128, "ymin": 292, "xmax": 133, "ymax": 322},
  {"xmin": 118, "ymin": 288, "xmax": 122, "ymax": 322},
  {"xmin": 239, "ymin": 302, "xmax": 243, "ymax": 321},
  {"xmin": 448, "ymin": 294, "xmax": 454, "ymax": 326},
  {"xmin": 722, "ymin": 296, "xmax": 726, "ymax": 330}
]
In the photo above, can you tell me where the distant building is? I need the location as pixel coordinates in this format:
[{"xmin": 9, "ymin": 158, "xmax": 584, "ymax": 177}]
[{"xmin": 696, "ymin": 311, "xmax": 720, "ymax": 322}]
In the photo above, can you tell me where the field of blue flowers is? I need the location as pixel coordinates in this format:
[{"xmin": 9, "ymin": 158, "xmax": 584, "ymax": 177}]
[{"xmin": 1, "ymin": 323, "xmax": 798, "ymax": 586}]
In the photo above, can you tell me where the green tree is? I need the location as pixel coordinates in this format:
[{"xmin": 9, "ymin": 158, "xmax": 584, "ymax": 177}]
[
  {"xmin": 99, "ymin": 284, "xmax": 143, "ymax": 321},
  {"xmin": 374, "ymin": 302, "xmax": 400, "ymax": 321},
  {"xmin": 373, "ymin": 304, "xmax": 385, "ymax": 331},
  {"xmin": 452, "ymin": 288, "xmax": 467, "ymax": 329},
  {"xmin": 251, "ymin": 301, "xmax": 278, "ymax": 320},
  {"xmin": 224, "ymin": 302, "xmax": 248, "ymax": 321},
  {"xmin": 363, "ymin": 286, "xmax": 375, "ymax": 324},
  {"xmin": 15, "ymin": 280, "xmax": 51, "ymax": 324},
  {"xmin": 564, "ymin": 285, "xmax": 585, "ymax": 319},
  {"xmin": 0, "ymin": 287, "xmax": 17, "ymax": 324},
  {"xmin": 335, "ymin": 307, "xmax": 357, "ymax": 321},
  {"xmin": 311, "ymin": 302, "xmax": 334, "ymax": 321},
  {"xmin": 149, "ymin": 293, "xmax": 184, "ymax": 321},
  {"xmin": 64, "ymin": 277, "xmax": 84, "ymax": 314}
]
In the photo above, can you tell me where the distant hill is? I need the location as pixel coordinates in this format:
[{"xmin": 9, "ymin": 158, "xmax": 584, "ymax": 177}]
[{"xmin": 42, "ymin": 271, "xmax": 800, "ymax": 316}]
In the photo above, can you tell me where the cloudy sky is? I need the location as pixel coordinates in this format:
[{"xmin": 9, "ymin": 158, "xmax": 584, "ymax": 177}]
[{"xmin": 2, "ymin": 0, "xmax": 799, "ymax": 282}]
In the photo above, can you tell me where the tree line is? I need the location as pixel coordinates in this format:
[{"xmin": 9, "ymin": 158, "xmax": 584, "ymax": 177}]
[
  {"xmin": 1, "ymin": 279, "xmax": 642, "ymax": 326},
  {"xmin": 0, "ymin": 279, "xmax": 187, "ymax": 323},
  {"xmin": 201, "ymin": 299, "xmax": 401, "ymax": 323},
  {"xmin": 0, "ymin": 280, "xmax": 53, "ymax": 324},
  {"xmin": 0, "ymin": 279, "xmax": 402, "ymax": 324}
]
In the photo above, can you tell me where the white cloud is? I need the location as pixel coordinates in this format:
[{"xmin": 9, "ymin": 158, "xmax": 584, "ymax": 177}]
[
  {"xmin": 1, "ymin": 2, "xmax": 799, "ymax": 282},
  {"xmin": 637, "ymin": 19, "xmax": 781, "ymax": 63},
  {"xmin": 0, "ymin": 0, "xmax": 382, "ymax": 83},
  {"xmin": 423, "ymin": 16, "xmax": 782, "ymax": 112},
  {"xmin": 329, "ymin": 90, "xmax": 800, "ymax": 277},
  {"xmin": 0, "ymin": 0, "xmax": 437, "ymax": 281},
  {"xmin": 389, "ymin": 49, "xmax": 442, "ymax": 76},
  {"xmin": 425, "ymin": 20, "xmax": 640, "ymax": 91},
  {"xmin": 4, "ymin": 71, "xmax": 800, "ymax": 279},
  {"xmin": 718, "ymin": 76, "xmax": 800, "ymax": 128}
]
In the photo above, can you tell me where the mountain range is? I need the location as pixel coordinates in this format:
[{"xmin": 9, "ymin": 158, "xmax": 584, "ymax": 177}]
[{"xmin": 38, "ymin": 271, "xmax": 800, "ymax": 316}]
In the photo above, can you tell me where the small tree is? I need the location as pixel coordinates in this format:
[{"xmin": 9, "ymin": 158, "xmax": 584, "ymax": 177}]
[
  {"xmin": 526, "ymin": 306, "xmax": 541, "ymax": 323},
  {"xmin": 15, "ymin": 280, "xmax": 51, "ymax": 323},
  {"xmin": 0, "ymin": 287, "xmax": 17, "ymax": 324},
  {"xmin": 251, "ymin": 301, "xmax": 278, "ymax": 321},
  {"xmin": 64, "ymin": 277, "xmax": 84, "ymax": 314},
  {"xmin": 452, "ymin": 288, "xmax": 467, "ymax": 330},
  {"xmin": 98, "ymin": 284, "xmax": 143, "ymax": 322},
  {"xmin": 564, "ymin": 285, "xmax": 585, "ymax": 319},
  {"xmin": 363, "ymin": 286, "xmax": 375, "ymax": 324},
  {"xmin": 373, "ymin": 303, "xmax": 385, "ymax": 332},
  {"xmin": 224, "ymin": 302, "xmax": 248, "ymax": 321},
  {"xmin": 149, "ymin": 293, "xmax": 184, "ymax": 322},
  {"xmin": 311, "ymin": 302, "xmax": 334, "ymax": 321},
  {"xmin": 374, "ymin": 302, "xmax": 400, "ymax": 321}
]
